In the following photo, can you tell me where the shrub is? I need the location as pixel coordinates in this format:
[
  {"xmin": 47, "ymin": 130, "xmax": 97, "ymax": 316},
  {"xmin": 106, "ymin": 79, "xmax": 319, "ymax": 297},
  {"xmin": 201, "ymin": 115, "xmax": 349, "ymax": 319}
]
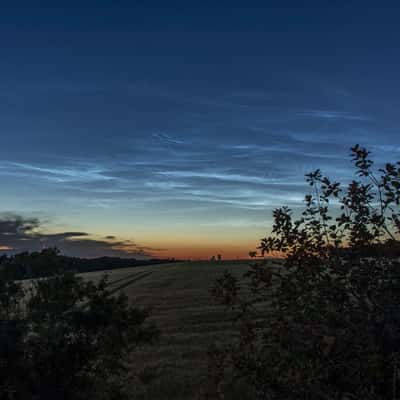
[
  {"xmin": 210, "ymin": 145, "xmax": 400, "ymax": 399},
  {"xmin": 0, "ymin": 271, "xmax": 158, "ymax": 400}
]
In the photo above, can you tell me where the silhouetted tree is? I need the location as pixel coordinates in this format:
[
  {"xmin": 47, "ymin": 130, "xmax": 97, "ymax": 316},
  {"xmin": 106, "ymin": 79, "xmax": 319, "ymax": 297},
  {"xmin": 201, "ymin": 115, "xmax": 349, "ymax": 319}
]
[
  {"xmin": 0, "ymin": 271, "xmax": 158, "ymax": 399},
  {"xmin": 210, "ymin": 145, "xmax": 400, "ymax": 399}
]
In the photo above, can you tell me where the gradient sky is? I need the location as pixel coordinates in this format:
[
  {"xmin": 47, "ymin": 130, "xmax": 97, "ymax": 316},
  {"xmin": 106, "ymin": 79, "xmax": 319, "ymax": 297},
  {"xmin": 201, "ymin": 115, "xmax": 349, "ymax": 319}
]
[{"xmin": 1, "ymin": 1, "xmax": 400, "ymax": 259}]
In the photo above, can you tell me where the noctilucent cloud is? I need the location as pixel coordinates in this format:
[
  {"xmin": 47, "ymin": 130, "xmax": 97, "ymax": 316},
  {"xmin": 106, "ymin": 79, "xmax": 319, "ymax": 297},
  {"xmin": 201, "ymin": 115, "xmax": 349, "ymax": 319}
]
[{"xmin": 1, "ymin": 2, "xmax": 400, "ymax": 258}]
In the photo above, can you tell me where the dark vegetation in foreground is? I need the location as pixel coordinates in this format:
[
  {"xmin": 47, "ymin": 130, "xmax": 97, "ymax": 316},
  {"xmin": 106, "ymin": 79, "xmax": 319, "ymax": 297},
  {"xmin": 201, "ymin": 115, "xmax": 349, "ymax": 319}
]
[
  {"xmin": 0, "ymin": 271, "xmax": 159, "ymax": 400},
  {"xmin": 210, "ymin": 145, "xmax": 400, "ymax": 399},
  {"xmin": 0, "ymin": 247, "xmax": 177, "ymax": 280}
]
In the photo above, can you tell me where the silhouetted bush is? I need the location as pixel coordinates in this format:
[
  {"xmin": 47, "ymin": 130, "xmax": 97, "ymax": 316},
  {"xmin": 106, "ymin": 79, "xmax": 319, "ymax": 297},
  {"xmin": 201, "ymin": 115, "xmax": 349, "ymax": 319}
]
[
  {"xmin": 0, "ymin": 271, "xmax": 158, "ymax": 399},
  {"xmin": 210, "ymin": 145, "xmax": 400, "ymax": 399}
]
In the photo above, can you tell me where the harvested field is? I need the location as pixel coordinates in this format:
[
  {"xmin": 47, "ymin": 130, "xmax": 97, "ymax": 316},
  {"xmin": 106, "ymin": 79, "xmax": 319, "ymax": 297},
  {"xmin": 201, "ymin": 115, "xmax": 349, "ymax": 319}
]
[{"xmin": 82, "ymin": 260, "xmax": 253, "ymax": 399}]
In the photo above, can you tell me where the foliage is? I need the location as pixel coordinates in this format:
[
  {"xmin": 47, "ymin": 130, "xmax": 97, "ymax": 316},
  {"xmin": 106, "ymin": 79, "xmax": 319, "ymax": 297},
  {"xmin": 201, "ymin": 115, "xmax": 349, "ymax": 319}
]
[
  {"xmin": 0, "ymin": 270, "xmax": 159, "ymax": 400},
  {"xmin": 210, "ymin": 145, "xmax": 400, "ymax": 399}
]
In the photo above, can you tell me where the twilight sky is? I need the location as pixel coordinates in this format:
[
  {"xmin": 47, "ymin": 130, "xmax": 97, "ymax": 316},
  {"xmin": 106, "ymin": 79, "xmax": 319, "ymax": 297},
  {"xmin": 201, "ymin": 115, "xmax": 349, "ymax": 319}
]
[{"xmin": 1, "ymin": 1, "xmax": 400, "ymax": 259}]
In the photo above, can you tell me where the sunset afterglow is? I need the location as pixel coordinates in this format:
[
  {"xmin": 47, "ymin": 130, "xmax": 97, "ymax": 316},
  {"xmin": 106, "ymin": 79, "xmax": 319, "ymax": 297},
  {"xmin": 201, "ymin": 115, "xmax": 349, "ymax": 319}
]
[{"xmin": 1, "ymin": 3, "xmax": 400, "ymax": 259}]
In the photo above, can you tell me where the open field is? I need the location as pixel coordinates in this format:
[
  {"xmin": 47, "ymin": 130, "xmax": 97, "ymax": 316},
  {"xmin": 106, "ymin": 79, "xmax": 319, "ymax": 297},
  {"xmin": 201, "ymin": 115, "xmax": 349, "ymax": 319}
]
[{"xmin": 81, "ymin": 260, "xmax": 254, "ymax": 399}]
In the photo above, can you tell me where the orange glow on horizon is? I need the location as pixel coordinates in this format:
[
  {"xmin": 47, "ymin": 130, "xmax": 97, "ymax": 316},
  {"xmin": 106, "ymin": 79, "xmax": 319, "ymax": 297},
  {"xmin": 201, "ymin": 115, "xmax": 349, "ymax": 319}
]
[{"xmin": 150, "ymin": 246, "xmax": 284, "ymax": 261}]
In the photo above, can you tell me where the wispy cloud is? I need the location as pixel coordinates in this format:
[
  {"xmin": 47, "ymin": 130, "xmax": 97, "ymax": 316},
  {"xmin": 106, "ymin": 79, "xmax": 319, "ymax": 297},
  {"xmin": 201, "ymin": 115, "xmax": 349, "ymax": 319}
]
[
  {"xmin": 0, "ymin": 80, "xmax": 388, "ymax": 244},
  {"xmin": 297, "ymin": 110, "xmax": 369, "ymax": 121},
  {"xmin": 152, "ymin": 132, "xmax": 187, "ymax": 145},
  {"xmin": 156, "ymin": 170, "xmax": 300, "ymax": 186},
  {"xmin": 0, "ymin": 161, "xmax": 113, "ymax": 183},
  {"xmin": 145, "ymin": 181, "xmax": 190, "ymax": 190}
]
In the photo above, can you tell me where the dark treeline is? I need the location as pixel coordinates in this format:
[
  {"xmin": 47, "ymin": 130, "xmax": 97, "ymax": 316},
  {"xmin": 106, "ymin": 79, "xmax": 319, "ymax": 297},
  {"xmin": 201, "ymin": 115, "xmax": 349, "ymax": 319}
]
[
  {"xmin": 0, "ymin": 247, "xmax": 178, "ymax": 280},
  {"xmin": 337, "ymin": 239, "xmax": 400, "ymax": 258}
]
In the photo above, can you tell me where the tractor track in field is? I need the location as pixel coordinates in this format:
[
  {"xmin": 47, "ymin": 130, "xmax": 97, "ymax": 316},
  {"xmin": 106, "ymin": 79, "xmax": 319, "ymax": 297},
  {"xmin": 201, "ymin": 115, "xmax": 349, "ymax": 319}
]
[
  {"xmin": 107, "ymin": 271, "xmax": 153, "ymax": 295},
  {"xmin": 107, "ymin": 270, "xmax": 149, "ymax": 287}
]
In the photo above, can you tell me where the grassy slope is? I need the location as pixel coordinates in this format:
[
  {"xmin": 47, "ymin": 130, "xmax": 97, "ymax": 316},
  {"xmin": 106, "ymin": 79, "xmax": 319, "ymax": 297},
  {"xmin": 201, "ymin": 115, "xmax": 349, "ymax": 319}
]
[{"xmin": 82, "ymin": 260, "xmax": 250, "ymax": 399}]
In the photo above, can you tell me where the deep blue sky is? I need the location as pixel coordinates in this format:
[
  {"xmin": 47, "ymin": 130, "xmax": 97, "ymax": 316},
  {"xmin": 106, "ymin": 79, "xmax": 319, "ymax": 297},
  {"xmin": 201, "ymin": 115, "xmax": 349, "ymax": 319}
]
[{"xmin": 1, "ymin": 1, "xmax": 400, "ymax": 258}]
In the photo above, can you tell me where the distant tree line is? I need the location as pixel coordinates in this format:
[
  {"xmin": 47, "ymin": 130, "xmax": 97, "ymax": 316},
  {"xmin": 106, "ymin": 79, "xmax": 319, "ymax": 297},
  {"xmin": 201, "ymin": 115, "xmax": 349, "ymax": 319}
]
[{"xmin": 0, "ymin": 247, "xmax": 178, "ymax": 280}]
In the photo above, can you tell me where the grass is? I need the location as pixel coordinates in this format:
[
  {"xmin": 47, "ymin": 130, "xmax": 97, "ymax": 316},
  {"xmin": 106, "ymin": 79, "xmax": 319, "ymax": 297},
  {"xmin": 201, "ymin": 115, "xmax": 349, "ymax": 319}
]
[{"xmin": 82, "ymin": 260, "xmax": 252, "ymax": 399}]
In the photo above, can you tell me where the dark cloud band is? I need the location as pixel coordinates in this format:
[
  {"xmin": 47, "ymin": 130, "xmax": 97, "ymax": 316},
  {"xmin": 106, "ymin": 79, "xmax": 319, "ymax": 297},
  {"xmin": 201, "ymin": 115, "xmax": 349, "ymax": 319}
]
[{"xmin": 0, "ymin": 214, "xmax": 160, "ymax": 259}]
